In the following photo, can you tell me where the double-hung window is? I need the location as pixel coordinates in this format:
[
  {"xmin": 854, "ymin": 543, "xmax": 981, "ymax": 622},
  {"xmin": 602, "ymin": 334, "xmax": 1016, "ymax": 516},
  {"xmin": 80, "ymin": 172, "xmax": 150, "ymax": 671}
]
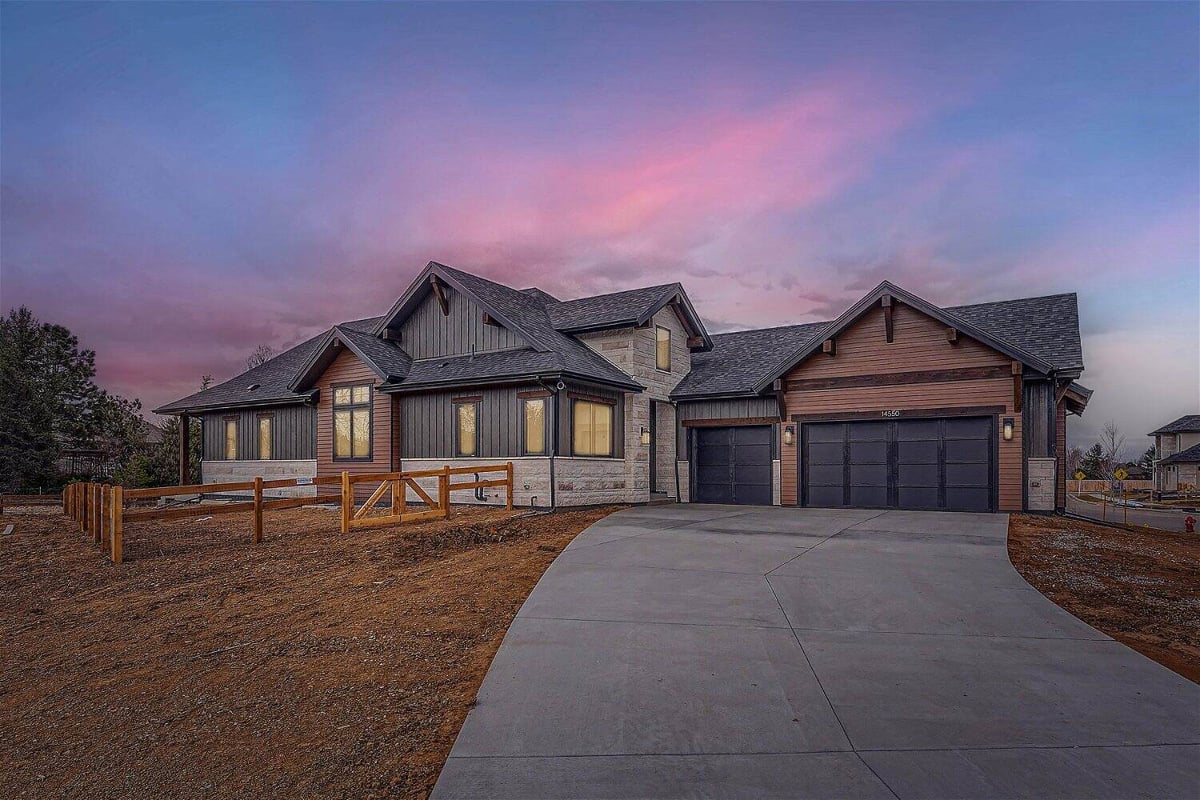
[
  {"xmin": 523, "ymin": 397, "xmax": 546, "ymax": 455},
  {"xmin": 333, "ymin": 384, "xmax": 372, "ymax": 460},
  {"xmin": 572, "ymin": 399, "xmax": 614, "ymax": 457}
]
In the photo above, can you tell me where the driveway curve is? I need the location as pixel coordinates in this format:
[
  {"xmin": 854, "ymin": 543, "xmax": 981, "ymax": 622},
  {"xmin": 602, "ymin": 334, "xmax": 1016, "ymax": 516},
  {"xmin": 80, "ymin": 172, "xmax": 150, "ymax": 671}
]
[{"xmin": 433, "ymin": 505, "xmax": 1200, "ymax": 799}]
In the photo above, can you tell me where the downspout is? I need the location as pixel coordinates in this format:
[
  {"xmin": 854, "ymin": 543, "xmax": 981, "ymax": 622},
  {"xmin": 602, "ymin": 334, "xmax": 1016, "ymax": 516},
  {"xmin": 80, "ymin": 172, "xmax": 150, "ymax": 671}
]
[{"xmin": 535, "ymin": 376, "xmax": 560, "ymax": 509}]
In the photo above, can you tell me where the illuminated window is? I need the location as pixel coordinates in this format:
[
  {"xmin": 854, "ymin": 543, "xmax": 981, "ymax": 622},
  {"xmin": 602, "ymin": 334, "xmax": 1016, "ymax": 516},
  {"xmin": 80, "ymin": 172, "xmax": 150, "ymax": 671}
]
[
  {"xmin": 333, "ymin": 384, "xmax": 372, "ymax": 460},
  {"xmin": 656, "ymin": 325, "xmax": 671, "ymax": 371},
  {"xmin": 455, "ymin": 401, "xmax": 478, "ymax": 457},
  {"xmin": 523, "ymin": 397, "xmax": 546, "ymax": 455},
  {"xmin": 257, "ymin": 415, "xmax": 272, "ymax": 460},
  {"xmin": 224, "ymin": 417, "xmax": 238, "ymax": 460},
  {"xmin": 572, "ymin": 399, "xmax": 613, "ymax": 457}
]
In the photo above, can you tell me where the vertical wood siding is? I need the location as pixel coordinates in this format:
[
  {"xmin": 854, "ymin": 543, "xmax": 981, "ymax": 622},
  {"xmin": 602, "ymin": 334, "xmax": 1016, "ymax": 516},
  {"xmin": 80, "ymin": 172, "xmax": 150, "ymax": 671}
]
[
  {"xmin": 400, "ymin": 384, "xmax": 552, "ymax": 459},
  {"xmin": 315, "ymin": 349, "xmax": 394, "ymax": 485},
  {"xmin": 1055, "ymin": 398, "xmax": 1068, "ymax": 510},
  {"xmin": 779, "ymin": 304, "xmax": 1024, "ymax": 511},
  {"xmin": 1022, "ymin": 381, "xmax": 1055, "ymax": 458},
  {"xmin": 396, "ymin": 283, "xmax": 526, "ymax": 359},
  {"xmin": 675, "ymin": 397, "xmax": 779, "ymax": 453},
  {"xmin": 201, "ymin": 405, "xmax": 315, "ymax": 461}
]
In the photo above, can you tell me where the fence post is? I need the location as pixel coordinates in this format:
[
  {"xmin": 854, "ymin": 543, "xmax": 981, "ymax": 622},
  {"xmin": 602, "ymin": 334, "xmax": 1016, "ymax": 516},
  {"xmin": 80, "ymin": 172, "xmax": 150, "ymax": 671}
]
[
  {"xmin": 340, "ymin": 471, "xmax": 351, "ymax": 534},
  {"xmin": 390, "ymin": 478, "xmax": 400, "ymax": 517},
  {"xmin": 111, "ymin": 485, "xmax": 123, "ymax": 564},
  {"xmin": 440, "ymin": 465, "xmax": 451, "ymax": 519},
  {"xmin": 99, "ymin": 485, "xmax": 108, "ymax": 545},
  {"xmin": 80, "ymin": 483, "xmax": 88, "ymax": 533},
  {"xmin": 506, "ymin": 461, "xmax": 514, "ymax": 510},
  {"xmin": 92, "ymin": 483, "xmax": 102, "ymax": 543},
  {"xmin": 253, "ymin": 476, "xmax": 264, "ymax": 544}
]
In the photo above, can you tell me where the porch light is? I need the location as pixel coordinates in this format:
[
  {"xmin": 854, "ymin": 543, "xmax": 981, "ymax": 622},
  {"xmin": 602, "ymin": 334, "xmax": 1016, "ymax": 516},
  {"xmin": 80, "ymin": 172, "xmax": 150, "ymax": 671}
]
[
  {"xmin": 783, "ymin": 425, "xmax": 795, "ymax": 446},
  {"xmin": 1002, "ymin": 418, "xmax": 1014, "ymax": 441},
  {"xmin": 640, "ymin": 427, "xmax": 651, "ymax": 446}
]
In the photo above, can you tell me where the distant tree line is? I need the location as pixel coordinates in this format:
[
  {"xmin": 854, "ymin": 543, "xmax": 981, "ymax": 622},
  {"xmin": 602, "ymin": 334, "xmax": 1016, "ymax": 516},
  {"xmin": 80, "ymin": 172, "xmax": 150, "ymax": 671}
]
[{"xmin": 0, "ymin": 306, "xmax": 265, "ymax": 492}]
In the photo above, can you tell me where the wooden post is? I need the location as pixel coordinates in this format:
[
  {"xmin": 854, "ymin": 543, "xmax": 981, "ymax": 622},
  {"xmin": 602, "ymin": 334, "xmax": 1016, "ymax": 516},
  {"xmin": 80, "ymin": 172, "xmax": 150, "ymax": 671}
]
[
  {"xmin": 179, "ymin": 413, "xmax": 190, "ymax": 486},
  {"xmin": 111, "ymin": 485, "xmax": 123, "ymax": 565},
  {"xmin": 253, "ymin": 476, "xmax": 264, "ymax": 544},
  {"xmin": 440, "ymin": 465, "xmax": 451, "ymax": 519},
  {"xmin": 93, "ymin": 484, "xmax": 103, "ymax": 544},
  {"xmin": 390, "ymin": 478, "xmax": 401, "ymax": 518},
  {"xmin": 99, "ymin": 485, "xmax": 108, "ymax": 545},
  {"xmin": 506, "ymin": 461, "xmax": 514, "ymax": 510},
  {"xmin": 80, "ymin": 483, "xmax": 88, "ymax": 533},
  {"xmin": 399, "ymin": 475, "xmax": 408, "ymax": 516},
  {"xmin": 340, "ymin": 471, "xmax": 351, "ymax": 534}
]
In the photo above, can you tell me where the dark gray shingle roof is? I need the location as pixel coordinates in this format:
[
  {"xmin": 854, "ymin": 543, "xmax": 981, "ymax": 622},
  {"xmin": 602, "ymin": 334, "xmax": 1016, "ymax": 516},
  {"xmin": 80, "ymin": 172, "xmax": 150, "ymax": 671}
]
[
  {"xmin": 154, "ymin": 317, "xmax": 381, "ymax": 413},
  {"xmin": 673, "ymin": 322, "xmax": 827, "ymax": 398},
  {"xmin": 673, "ymin": 292, "xmax": 1086, "ymax": 399},
  {"xmin": 547, "ymin": 284, "xmax": 677, "ymax": 332},
  {"xmin": 1150, "ymin": 415, "xmax": 1200, "ymax": 435},
  {"xmin": 334, "ymin": 325, "xmax": 412, "ymax": 380},
  {"xmin": 947, "ymin": 293, "xmax": 1083, "ymax": 373},
  {"xmin": 1161, "ymin": 442, "xmax": 1200, "ymax": 465},
  {"xmin": 381, "ymin": 349, "xmax": 565, "ymax": 392}
]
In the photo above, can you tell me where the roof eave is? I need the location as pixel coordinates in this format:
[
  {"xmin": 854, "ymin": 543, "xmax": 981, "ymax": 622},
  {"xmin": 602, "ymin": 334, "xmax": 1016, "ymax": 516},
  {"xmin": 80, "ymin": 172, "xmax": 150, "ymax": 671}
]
[{"xmin": 153, "ymin": 392, "xmax": 317, "ymax": 416}]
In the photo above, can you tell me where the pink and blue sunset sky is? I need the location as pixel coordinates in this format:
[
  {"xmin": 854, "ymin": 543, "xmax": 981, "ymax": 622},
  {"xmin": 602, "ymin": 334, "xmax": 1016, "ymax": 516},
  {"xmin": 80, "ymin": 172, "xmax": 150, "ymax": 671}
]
[{"xmin": 2, "ymin": 2, "xmax": 1197, "ymax": 450}]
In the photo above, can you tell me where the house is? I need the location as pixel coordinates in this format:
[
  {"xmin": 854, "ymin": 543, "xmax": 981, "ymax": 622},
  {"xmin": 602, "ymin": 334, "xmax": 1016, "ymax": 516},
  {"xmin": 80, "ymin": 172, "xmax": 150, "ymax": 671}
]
[
  {"xmin": 1149, "ymin": 415, "xmax": 1200, "ymax": 492},
  {"xmin": 155, "ymin": 261, "xmax": 1090, "ymax": 513}
]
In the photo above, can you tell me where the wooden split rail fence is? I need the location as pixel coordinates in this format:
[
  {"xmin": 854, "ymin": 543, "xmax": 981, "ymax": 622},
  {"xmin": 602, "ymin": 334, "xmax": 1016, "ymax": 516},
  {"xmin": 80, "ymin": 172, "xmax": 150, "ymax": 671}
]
[{"xmin": 62, "ymin": 462, "xmax": 514, "ymax": 565}]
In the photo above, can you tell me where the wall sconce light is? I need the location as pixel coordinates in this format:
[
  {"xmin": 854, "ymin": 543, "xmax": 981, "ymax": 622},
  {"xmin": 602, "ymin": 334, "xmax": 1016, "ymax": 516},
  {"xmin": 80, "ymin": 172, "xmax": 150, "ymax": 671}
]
[
  {"xmin": 1002, "ymin": 418, "xmax": 1014, "ymax": 441},
  {"xmin": 783, "ymin": 425, "xmax": 796, "ymax": 446},
  {"xmin": 640, "ymin": 426, "xmax": 651, "ymax": 446}
]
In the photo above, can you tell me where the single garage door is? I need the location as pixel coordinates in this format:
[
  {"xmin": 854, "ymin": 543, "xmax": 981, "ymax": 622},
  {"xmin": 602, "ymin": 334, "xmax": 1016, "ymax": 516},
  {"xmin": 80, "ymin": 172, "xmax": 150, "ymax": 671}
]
[
  {"xmin": 693, "ymin": 425, "xmax": 773, "ymax": 505},
  {"xmin": 802, "ymin": 416, "xmax": 994, "ymax": 512}
]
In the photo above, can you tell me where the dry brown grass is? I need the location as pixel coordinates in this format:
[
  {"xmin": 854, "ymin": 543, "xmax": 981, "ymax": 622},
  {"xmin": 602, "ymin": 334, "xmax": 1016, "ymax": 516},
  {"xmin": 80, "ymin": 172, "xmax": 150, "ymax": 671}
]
[{"xmin": 0, "ymin": 503, "xmax": 621, "ymax": 799}]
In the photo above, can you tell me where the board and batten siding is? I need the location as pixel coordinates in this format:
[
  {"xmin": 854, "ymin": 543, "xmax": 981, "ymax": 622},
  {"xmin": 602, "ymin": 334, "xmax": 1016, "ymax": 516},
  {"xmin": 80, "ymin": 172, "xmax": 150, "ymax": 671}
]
[
  {"xmin": 675, "ymin": 397, "xmax": 780, "ymax": 454},
  {"xmin": 393, "ymin": 282, "xmax": 526, "ymax": 359},
  {"xmin": 201, "ymin": 405, "xmax": 316, "ymax": 461},
  {"xmin": 315, "ymin": 349, "xmax": 395, "ymax": 487},
  {"xmin": 779, "ymin": 303, "xmax": 1024, "ymax": 511},
  {"xmin": 400, "ymin": 384, "xmax": 551, "ymax": 459}
]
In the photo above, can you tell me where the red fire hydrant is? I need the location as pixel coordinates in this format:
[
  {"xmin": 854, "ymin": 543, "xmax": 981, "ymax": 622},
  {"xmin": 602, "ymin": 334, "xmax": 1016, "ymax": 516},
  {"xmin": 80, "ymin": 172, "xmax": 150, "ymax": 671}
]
[{"xmin": 1186, "ymin": 516, "xmax": 1196, "ymax": 534}]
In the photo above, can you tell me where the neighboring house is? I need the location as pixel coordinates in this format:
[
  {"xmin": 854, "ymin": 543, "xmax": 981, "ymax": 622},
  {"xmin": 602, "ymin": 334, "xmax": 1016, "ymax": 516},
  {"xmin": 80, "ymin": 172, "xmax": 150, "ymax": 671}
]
[
  {"xmin": 155, "ymin": 262, "xmax": 1090, "ymax": 513},
  {"xmin": 56, "ymin": 420, "xmax": 164, "ymax": 478},
  {"xmin": 1149, "ymin": 415, "xmax": 1200, "ymax": 492}
]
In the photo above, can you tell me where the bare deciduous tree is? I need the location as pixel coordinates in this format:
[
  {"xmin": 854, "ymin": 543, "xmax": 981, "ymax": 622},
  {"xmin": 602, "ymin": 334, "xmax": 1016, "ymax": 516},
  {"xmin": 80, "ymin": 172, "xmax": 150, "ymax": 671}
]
[
  {"xmin": 246, "ymin": 344, "xmax": 274, "ymax": 370},
  {"xmin": 1097, "ymin": 420, "xmax": 1127, "ymax": 478}
]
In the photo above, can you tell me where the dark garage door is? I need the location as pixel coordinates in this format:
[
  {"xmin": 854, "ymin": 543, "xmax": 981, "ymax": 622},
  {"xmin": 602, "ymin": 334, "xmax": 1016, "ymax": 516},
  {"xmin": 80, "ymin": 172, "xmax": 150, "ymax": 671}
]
[
  {"xmin": 802, "ymin": 416, "xmax": 994, "ymax": 512},
  {"xmin": 693, "ymin": 425, "xmax": 773, "ymax": 505}
]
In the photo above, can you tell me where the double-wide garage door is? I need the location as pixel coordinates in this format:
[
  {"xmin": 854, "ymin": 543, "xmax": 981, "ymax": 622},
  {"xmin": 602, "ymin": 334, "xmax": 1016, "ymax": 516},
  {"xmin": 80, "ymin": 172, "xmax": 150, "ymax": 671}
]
[
  {"xmin": 693, "ymin": 425, "xmax": 773, "ymax": 505},
  {"xmin": 803, "ymin": 416, "xmax": 995, "ymax": 512}
]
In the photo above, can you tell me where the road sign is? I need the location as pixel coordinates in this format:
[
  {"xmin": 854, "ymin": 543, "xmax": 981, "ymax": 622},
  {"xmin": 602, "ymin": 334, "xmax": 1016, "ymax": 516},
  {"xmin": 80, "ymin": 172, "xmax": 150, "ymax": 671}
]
[
  {"xmin": 1114, "ymin": 467, "xmax": 1128, "ymax": 481},
  {"xmin": 1074, "ymin": 470, "xmax": 1086, "ymax": 481}
]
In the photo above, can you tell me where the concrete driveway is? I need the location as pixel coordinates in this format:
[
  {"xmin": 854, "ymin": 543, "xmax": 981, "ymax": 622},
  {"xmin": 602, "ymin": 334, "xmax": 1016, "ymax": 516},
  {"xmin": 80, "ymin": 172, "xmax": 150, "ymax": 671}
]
[{"xmin": 433, "ymin": 505, "xmax": 1200, "ymax": 799}]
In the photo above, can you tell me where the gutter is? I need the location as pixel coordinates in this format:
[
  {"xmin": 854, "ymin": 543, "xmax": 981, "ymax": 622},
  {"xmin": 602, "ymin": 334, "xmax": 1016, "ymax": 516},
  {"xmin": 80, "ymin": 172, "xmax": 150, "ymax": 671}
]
[{"xmin": 153, "ymin": 393, "xmax": 317, "ymax": 416}]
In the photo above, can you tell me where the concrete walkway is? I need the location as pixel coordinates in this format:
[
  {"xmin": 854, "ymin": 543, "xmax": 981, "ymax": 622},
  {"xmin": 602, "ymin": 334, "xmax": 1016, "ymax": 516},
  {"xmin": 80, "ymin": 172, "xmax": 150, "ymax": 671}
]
[{"xmin": 433, "ymin": 505, "xmax": 1200, "ymax": 799}]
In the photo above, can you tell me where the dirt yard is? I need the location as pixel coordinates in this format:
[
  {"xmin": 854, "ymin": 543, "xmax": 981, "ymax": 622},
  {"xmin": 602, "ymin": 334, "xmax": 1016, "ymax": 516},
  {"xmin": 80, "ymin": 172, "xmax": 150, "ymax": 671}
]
[
  {"xmin": 0, "ymin": 502, "xmax": 621, "ymax": 799},
  {"xmin": 1009, "ymin": 514, "xmax": 1200, "ymax": 683}
]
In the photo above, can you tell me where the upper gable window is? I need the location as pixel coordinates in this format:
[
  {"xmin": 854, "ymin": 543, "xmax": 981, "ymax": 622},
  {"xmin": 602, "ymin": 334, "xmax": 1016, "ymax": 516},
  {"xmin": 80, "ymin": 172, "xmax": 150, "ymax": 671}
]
[
  {"xmin": 656, "ymin": 325, "xmax": 671, "ymax": 371},
  {"xmin": 333, "ymin": 384, "xmax": 372, "ymax": 460}
]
